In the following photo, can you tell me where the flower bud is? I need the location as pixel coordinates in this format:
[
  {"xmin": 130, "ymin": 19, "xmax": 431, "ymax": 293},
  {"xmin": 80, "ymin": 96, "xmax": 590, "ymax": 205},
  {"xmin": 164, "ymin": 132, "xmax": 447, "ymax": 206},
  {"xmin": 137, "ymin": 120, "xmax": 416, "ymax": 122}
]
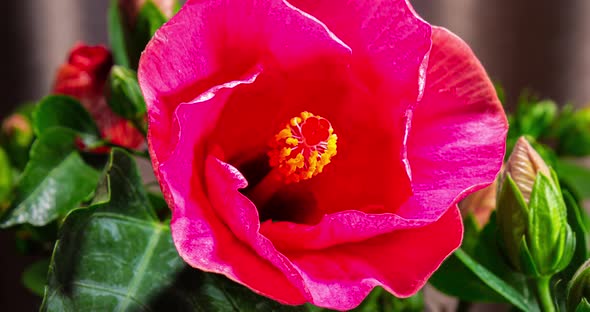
[
  {"xmin": 54, "ymin": 44, "xmax": 145, "ymax": 151},
  {"xmin": 1, "ymin": 113, "xmax": 34, "ymax": 170},
  {"xmin": 496, "ymin": 137, "xmax": 575, "ymax": 277},
  {"xmin": 459, "ymin": 180, "xmax": 497, "ymax": 228},
  {"xmin": 1, "ymin": 114, "xmax": 32, "ymax": 146},
  {"xmin": 568, "ymin": 260, "xmax": 590, "ymax": 311},
  {"xmin": 107, "ymin": 65, "xmax": 146, "ymax": 121},
  {"xmin": 504, "ymin": 137, "xmax": 551, "ymax": 203}
]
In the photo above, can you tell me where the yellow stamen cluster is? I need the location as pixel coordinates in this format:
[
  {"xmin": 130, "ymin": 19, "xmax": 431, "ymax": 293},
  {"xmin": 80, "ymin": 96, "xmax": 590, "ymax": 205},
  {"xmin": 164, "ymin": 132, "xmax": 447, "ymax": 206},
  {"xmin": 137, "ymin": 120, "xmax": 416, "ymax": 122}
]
[{"xmin": 268, "ymin": 111, "xmax": 338, "ymax": 183}]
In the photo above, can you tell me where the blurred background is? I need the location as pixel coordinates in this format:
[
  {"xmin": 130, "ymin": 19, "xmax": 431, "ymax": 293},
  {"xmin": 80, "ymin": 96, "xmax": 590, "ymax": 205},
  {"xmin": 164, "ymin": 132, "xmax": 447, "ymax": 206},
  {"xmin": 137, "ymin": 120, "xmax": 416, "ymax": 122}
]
[{"xmin": 1, "ymin": 0, "xmax": 589, "ymax": 310}]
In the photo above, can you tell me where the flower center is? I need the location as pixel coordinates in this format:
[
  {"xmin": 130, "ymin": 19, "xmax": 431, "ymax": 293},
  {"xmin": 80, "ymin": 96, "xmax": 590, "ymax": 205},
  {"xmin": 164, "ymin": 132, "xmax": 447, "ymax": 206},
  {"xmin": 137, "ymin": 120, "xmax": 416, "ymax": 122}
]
[{"xmin": 268, "ymin": 111, "xmax": 338, "ymax": 183}]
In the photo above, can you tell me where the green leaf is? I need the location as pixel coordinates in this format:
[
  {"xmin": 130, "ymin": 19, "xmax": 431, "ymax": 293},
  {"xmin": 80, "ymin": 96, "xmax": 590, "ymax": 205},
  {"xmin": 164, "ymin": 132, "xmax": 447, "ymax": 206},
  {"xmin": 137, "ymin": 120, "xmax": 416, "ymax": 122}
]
[
  {"xmin": 126, "ymin": 0, "xmax": 169, "ymax": 67},
  {"xmin": 108, "ymin": 0, "xmax": 131, "ymax": 68},
  {"xmin": 431, "ymin": 215, "xmax": 533, "ymax": 306},
  {"xmin": 0, "ymin": 129, "xmax": 101, "ymax": 228},
  {"xmin": 462, "ymin": 213, "xmax": 481, "ymax": 253},
  {"xmin": 519, "ymin": 100, "xmax": 557, "ymax": 139},
  {"xmin": 22, "ymin": 259, "xmax": 51, "ymax": 297},
  {"xmin": 454, "ymin": 249, "xmax": 534, "ymax": 311},
  {"xmin": 577, "ymin": 299, "xmax": 590, "ymax": 312},
  {"xmin": 558, "ymin": 190, "xmax": 589, "ymax": 282},
  {"xmin": 556, "ymin": 107, "xmax": 590, "ymax": 157},
  {"xmin": 557, "ymin": 159, "xmax": 590, "ymax": 199},
  {"xmin": 107, "ymin": 66, "xmax": 147, "ymax": 121},
  {"xmin": 137, "ymin": 1, "xmax": 168, "ymax": 37},
  {"xmin": 33, "ymin": 95, "xmax": 100, "ymax": 146},
  {"xmin": 41, "ymin": 149, "xmax": 307, "ymax": 311}
]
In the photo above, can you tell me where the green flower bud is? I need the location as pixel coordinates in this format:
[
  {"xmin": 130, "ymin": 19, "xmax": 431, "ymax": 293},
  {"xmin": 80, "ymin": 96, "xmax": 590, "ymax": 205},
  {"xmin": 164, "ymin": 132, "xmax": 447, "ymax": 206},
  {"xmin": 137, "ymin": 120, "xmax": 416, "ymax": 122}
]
[
  {"xmin": 2, "ymin": 113, "xmax": 33, "ymax": 147},
  {"xmin": 497, "ymin": 137, "xmax": 575, "ymax": 277},
  {"xmin": 1, "ymin": 113, "xmax": 34, "ymax": 170},
  {"xmin": 568, "ymin": 260, "xmax": 590, "ymax": 311},
  {"xmin": 107, "ymin": 65, "xmax": 146, "ymax": 121}
]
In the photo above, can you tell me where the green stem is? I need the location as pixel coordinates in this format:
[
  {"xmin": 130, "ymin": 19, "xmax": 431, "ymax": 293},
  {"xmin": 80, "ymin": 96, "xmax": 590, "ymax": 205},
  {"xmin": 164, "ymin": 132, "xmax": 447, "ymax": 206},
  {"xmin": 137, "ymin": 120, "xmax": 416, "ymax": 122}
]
[{"xmin": 535, "ymin": 276, "xmax": 555, "ymax": 312}]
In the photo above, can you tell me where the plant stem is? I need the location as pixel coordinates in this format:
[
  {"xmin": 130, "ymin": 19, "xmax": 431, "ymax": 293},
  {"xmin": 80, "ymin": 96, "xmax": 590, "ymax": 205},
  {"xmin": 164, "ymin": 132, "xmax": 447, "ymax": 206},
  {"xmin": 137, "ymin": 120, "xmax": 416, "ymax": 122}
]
[{"xmin": 535, "ymin": 276, "xmax": 555, "ymax": 312}]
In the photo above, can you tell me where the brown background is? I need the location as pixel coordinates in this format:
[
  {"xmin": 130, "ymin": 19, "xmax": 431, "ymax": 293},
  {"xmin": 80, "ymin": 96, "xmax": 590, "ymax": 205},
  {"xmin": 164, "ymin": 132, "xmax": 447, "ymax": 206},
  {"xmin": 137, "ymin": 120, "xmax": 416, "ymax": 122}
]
[{"xmin": 1, "ymin": 1, "xmax": 589, "ymax": 310}]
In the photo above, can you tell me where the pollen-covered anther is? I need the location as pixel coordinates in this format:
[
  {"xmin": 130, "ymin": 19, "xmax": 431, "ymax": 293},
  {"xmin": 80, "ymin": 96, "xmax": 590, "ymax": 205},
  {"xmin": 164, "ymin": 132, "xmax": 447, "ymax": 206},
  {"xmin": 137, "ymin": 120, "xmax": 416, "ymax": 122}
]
[{"xmin": 268, "ymin": 111, "xmax": 338, "ymax": 183}]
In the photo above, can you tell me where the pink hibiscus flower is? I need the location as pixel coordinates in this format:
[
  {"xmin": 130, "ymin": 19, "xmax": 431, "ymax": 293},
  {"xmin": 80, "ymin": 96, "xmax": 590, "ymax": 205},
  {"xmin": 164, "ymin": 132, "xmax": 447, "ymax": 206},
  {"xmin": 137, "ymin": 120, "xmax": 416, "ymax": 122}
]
[{"xmin": 138, "ymin": 0, "xmax": 507, "ymax": 310}]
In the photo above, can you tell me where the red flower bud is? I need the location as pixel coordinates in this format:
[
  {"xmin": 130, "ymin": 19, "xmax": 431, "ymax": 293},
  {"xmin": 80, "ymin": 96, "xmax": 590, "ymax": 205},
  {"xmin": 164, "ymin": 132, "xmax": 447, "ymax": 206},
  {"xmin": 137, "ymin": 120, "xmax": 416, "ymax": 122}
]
[{"xmin": 53, "ymin": 43, "xmax": 144, "ymax": 151}]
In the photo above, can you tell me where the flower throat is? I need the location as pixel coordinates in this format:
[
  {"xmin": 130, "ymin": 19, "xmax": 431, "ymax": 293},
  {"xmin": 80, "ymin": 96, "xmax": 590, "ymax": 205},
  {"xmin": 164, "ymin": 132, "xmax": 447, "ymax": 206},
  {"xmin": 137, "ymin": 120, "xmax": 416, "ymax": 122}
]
[{"xmin": 248, "ymin": 111, "xmax": 337, "ymax": 208}]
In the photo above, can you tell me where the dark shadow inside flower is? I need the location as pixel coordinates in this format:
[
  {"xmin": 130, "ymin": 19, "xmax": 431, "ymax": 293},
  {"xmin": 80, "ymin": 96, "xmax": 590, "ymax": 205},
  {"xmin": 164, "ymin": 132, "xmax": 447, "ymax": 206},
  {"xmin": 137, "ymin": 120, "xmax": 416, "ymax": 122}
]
[{"xmin": 236, "ymin": 153, "xmax": 322, "ymax": 224}]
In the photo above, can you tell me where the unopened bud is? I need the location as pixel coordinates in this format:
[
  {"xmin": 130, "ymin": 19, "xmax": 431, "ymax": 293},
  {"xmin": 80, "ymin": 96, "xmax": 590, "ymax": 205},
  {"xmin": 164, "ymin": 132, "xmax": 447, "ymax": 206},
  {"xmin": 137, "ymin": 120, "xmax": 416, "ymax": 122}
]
[
  {"xmin": 504, "ymin": 137, "xmax": 551, "ymax": 203},
  {"xmin": 107, "ymin": 65, "xmax": 146, "ymax": 121},
  {"xmin": 497, "ymin": 137, "xmax": 575, "ymax": 277},
  {"xmin": 1, "ymin": 113, "xmax": 34, "ymax": 170},
  {"xmin": 2, "ymin": 114, "xmax": 32, "ymax": 146}
]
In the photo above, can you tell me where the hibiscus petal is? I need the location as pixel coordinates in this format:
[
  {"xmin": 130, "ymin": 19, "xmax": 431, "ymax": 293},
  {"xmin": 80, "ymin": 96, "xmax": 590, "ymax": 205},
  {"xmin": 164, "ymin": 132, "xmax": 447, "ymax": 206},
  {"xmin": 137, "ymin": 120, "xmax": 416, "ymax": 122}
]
[
  {"xmin": 139, "ymin": 0, "xmax": 350, "ymax": 168},
  {"xmin": 164, "ymin": 87, "xmax": 308, "ymax": 304},
  {"xmin": 282, "ymin": 206, "xmax": 462, "ymax": 310},
  {"xmin": 288, "ymin": 0, "xmax": 431, "ymax": 92},
  {"xmin": 400, "ymin": 26, "xmax": 508, "ymax": 220},
  {"xmin": 271, "ymin": 0, "xmax": 431, "ymax": 218},
  {"xmin": 261, "ymin": 25, "xmax": 506, "ymax": 250}
]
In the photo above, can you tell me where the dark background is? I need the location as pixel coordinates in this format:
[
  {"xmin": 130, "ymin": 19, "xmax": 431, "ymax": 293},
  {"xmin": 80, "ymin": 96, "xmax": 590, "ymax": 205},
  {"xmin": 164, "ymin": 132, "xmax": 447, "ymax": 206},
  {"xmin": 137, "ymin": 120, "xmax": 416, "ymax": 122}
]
[{"xmin": 1, "ymin": 1, "xmax": 589, "ymax": 310}]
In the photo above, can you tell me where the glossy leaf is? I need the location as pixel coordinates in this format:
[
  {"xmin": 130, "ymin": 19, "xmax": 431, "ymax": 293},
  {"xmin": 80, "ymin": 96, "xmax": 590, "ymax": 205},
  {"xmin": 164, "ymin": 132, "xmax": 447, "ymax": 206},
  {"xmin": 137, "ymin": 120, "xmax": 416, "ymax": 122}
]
[
  {"xmin": 41, "ymin": 149, "xmax": 307, "ymax": 311},
  {"xmin": 0, "ymin": 129, "xmax": 101, "ymax": 228},
  {"xmin": 33, "ymin": 95, "xmax": 100, "ymax": 146}
]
